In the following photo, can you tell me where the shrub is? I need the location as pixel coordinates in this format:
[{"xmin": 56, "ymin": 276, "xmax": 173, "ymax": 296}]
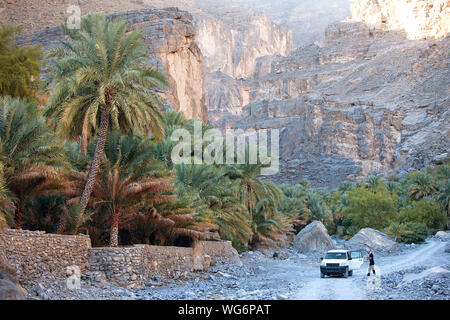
[
  {"xmin": 396, "ymin": 222, "xmax": 427, "ymax": 244},
  {"xmin": 399, "ymin": 200, "xmax": 447, "ymax": 229},
  {"xmin": 344, "ymin": 225, "xmax": 359, "ymax": 237},
  {"xmin": 0, "ymin": 25, "xmax": 42, "ymax": 99},
  {"xmin": 341, "ymin": 184, "xmax": 397, "ymax": 230}
]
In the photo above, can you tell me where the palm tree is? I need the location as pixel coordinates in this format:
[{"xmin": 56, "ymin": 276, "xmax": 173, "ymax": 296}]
[
  {"xmin": 386, "ymin": 222, "xmax": 410, "ymax": 242},
  {"xmin": 65, "ymin": 131, "xmax": 172, "ymax": 246},
  {"xmin": 306, "ymin": 191, "xmax": 330, "ymax": 221},
  {"xmin": 226, "ymin": 163, "xmax": 282, "ymax": 219},
  {"xmin": 408, "ymin": 172, "xmax": 437, "ymax": 200},
  {"xmin": 278, "ymin": 183, "xmax": 310, "ymax": 229},
  {"xmin": 387, "ymin": 180, "xmax": 401, "ymax": 195},
  {"xmin": 175, "ymin": 163, "xmax": 250, "ymax": 246},
  {"xmin": 365, "ymin": 175, "xmax": 383, "ymax": 193},
  {"xmin": 0, "ymin": 97, "xmax": 65, "ymax": 229},
  {"xmin": 338, "ymin": 181, "xmax": 354, "ymax": 193},
  {"xmin": 0, "ymin": 162, "xmax": 15, "ymax": 229},
  {"xmin": 45, "ymin": 14, "xmax": 167, "ymax": 217},
  {"xmin": 435, "ymin": 179, "xmax": 450, "ymax": 218},
  {"xmin": 251, "ymin": 198, "xmax": 286, "ymax": 247}
]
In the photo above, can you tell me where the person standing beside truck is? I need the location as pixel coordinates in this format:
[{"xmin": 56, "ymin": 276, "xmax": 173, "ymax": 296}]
[{"xmin": 366, "ymin": 249, "xmax": 375, "ymax": 276}]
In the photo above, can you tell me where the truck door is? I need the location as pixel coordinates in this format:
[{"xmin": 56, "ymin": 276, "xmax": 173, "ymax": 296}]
[{"xmin": 350, "ymin": 251, "xmax": 364, "ymax": 269}]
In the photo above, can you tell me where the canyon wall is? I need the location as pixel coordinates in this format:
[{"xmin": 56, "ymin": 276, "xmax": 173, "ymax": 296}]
[
  {"xmin": 194, "ymin": 6, "xmax": 293, "ymax": 119},
  {"xmin": 350, "ymin": 0, "xmax": 450, "ymax": 40},
  {"xmin": 211, "ymin": 18, "xmax": 449, "ymax": 188},
  {"xmin": 196, "ymin": 0, "xmax": 351, "ymax": 47},
  {"xmin": 196, "ymin": 8, "xmax": 292, "ymax": 79}
]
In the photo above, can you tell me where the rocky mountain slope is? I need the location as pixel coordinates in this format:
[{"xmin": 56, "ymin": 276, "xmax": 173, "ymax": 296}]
[
  {"xmin": 195, "ymin": 6, "xmax": 292, "ymax": 79},
  {"xmin": 2, "ymin": 1, "xmax": 448, "ymax": 189},
  {"xmin": 210, "ymin": 5, "xmax": 449, "ymax": 188},
  {"xmin": 196, "ymin": 0, "xmax": 351, "ymax": 47},
  {"xmin": 350, "ymin": 0, "xmax": 449, "ymax": 40},
  {"xmin": 1, "ymin": 0, "xmax": 293, "ymax": 121}
]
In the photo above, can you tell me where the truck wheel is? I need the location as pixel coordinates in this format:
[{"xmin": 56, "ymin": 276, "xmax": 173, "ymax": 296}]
[
  {"xmin": 320, "ymin": 272, "xmax": 325, "ymax": 278},
  {"xmin": 349, "ymin": 270, "xmax": 353, "ymax": 277},
  {"xmin": 344, "ymin": 267, "xmax": 349, "ymax": 278}
]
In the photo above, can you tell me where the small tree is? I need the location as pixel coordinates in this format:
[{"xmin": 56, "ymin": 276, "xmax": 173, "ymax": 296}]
[
  {"xmin": 0, "ymin": 26, "xmax": 42, "ymax": 99},
  {"xmin": 386, "ymin": 222, "xmax": 410, "ymax": 242},
  {"xmin": 397, "ymin": 223, "xmax": 427, "ymax": 244},
  {"xmin": 341, "ymin": 184, "xmax": 397, "ymax": 230},
  {"xmin": 398, "ymin": 199, "xmax": 446, "ymax": 229}
]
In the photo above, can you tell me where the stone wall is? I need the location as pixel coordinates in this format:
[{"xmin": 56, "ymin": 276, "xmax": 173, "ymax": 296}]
[
  {"xmin": 87, "ymin": 246, "xmax": 147, "ymax": 289},
  {"xmin": 143, "ymin": 245, "xmax": 194, "ymax": 279},
  {"xmin": 0, "ymin": 229, "xmax": 242, "ymax": 288},
  {"xmin": 86, "ymin": 241, "xmax": 241, "ymax": 288},
  {"xmin": 0, "ymin": 229, "xmax": 91, "ymax": 282},
  {"xmin": 86, "ymin": 244, "xmax": 194, "ymax": 288},
  {"xmin": 193, "ymin": 240, "xmax": 242, "ymax": 266}
]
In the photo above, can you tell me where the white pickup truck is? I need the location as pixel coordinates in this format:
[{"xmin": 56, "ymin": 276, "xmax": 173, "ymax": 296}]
[{"xmin": 320, "ymin": 249, "xmax": 364, "ymax": 278}]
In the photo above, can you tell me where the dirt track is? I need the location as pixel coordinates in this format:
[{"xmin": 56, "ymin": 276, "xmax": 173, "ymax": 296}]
[
  {"xmin": 292, "ymin": 240, "xmax": 448, "ymax": 300},
  {"xmin": 24, "ymin": 239, "xmax": 449, "ymax": 300}
]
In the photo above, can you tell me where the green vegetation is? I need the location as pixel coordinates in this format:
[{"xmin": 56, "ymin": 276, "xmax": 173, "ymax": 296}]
[
  {"xmin": 0, "ymin": 26, "xmax": 42, "ymax": 99},
  {"xmin": 0, "ymin": 14, "xmax": 447, "ymax": 249},
  {"xmin": 45, "ymin": 14, "xmax": 167, "ymax": 218},
  {"xmin": 341, "ymin": 183, "xmax": 397, "ymax": 230},
  {"xmin": 333, "ymin": 168, "xmax": 449, "ymax": 243},
  {"xmin": 0, "ymin": 96, "xmax": 65, "ymax": 229},
  {"xmin": 395, "ymin": 223, "xmax": 428, "ymax": 244}
]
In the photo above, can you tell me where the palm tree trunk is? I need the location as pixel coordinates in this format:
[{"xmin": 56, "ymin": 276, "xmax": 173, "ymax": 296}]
[
  {"xmin": 110, "ymin": 210, "xmax": 119, "ymax": 247},
  {"xmin": 80, "ymin": 136, "xmax": 88, "ymax": 156},
  {"xmin": 13, "ymin": 201, "xmax": 24, "ymax": 229},
  {"xmin": 56, "ymin": 216, "xmax": 66, "ymax": 234},
  {"xmin": 79, "ymin": 105, "xmax": 110, "ymax": 214}
]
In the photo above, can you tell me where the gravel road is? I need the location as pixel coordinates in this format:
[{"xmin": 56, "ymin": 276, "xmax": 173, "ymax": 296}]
[
  {"xmin": 25, "ymin": 239, "xmax": 449, "ymax": 300},
  {"xmin": 293, "ymin": 240, "xmax": 448, "ymax": 300}
]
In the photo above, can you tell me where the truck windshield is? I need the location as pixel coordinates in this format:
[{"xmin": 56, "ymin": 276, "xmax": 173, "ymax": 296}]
[{"xmin": 325, "ymin": 252, "xmax": 347, "ymax": 259}]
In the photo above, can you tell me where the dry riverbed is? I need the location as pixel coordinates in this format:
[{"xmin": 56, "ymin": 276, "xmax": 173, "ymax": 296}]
[{"xmin": 23, "ymin": 238, "xmax": 449, "ymax": 300}]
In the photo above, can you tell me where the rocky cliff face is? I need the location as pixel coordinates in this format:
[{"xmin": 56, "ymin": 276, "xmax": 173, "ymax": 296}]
[
  {"xmin": 350, "ymin": 0, "xmax": 450, "ymax": 40},
  {"xmin": 196, "ymin": 0, "xmax": 351, "ymax": 47},
  {"xmin": 12, "ymin": 7, "xmax": 206, "ymax": 120},
  {"xmin": 196, "ymin": 6, "xmax": 293, "ymax": 118},
  {"xmin": 196, "ymin": 8, "xmax": 292, "ymax": 79},
  {"xmin": 211, "ymin": 20, "xmax": 449, "ymax": 188}
]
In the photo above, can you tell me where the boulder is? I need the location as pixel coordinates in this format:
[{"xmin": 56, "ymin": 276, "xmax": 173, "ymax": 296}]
[
  {"xmin": 0, "ymin": 271, "xmax": 17, "ymax": 285},
  {"xmin": 293, "ymin": 221, "xmax": 335, "ymax": 253},
  {"xmin": 0, "ymin": 279, "xmax": 24, "ymax": 300},
  {"xmin": 345, "ymin": 228, "xmax": 399, "ymax": 254},
  {"xmin": 434, "ymin": 231, "xmax": 450, "ymax": 242}
]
